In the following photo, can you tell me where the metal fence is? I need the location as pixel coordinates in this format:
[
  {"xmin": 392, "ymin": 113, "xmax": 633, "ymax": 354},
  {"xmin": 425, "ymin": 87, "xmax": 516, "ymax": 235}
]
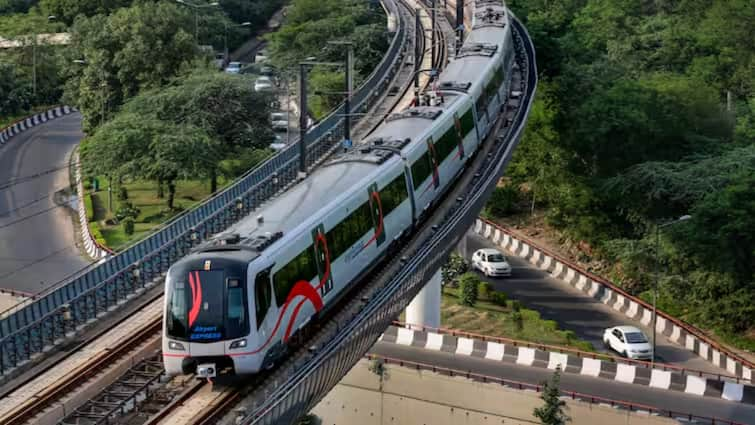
[
  {"xmin": 243, "ymin": 16, "xmax": 538, "ymax": 425},
  {"xmin": 0, "ymin": 0, "xmax": 407, "ymax": 376}
]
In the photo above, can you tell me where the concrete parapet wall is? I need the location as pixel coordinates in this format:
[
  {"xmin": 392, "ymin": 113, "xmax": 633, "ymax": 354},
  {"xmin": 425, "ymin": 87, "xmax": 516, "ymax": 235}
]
[
  {"xmin": 0, "ymin": 106, "xmax": 74, "ymax": 148},
  {"xmin": 311, "ymin": 359, "xmax": 677, "ymax": 425},
  {"xmin": 381, "ymin": 325, "xmax": 755, "ymax": 405}
]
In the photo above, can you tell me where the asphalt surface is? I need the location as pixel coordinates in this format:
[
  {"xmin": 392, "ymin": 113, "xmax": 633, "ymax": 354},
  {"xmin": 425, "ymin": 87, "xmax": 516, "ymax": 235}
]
[
  {"xmin": 0, "ymin": 113, "xmax": 90, "ymax": 294},
  {"xmin": 458, "ymin": 229, "xmax": 729, "ymax": 376},
  {"xmin": 371, "ymin": 342, "xmax": 755, "ymax": 424}
]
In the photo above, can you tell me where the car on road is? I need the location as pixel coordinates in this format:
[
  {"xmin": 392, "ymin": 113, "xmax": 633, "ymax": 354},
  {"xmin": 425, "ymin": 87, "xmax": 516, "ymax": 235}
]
[
  {"xmin": 255, "ymin": 76, "xmax": 273, "ymax": 92},
  {"xmin": 272, "ymin": 120, "xmax": 288, "ymax": 131},
  {"xmin": 603, "ymin": 326, "xmax": 653, "ymax": 360},
  {"xmin": 471, "ymin": 248, "xmax": 512, "ymax": 277},
  {"xmin": 225, "ymin": 61, "xmax": 242, "ymax": 74}
]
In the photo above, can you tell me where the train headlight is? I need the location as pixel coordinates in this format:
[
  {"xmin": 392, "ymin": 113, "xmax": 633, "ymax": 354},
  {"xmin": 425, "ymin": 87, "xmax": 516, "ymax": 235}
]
[
  {"xmin": 229, "ymin": 339, "xmax": 247, "ymax": 349},
  {"xmin": 168, "ymin": 341, "xmax": 185, "ymax": 351}
]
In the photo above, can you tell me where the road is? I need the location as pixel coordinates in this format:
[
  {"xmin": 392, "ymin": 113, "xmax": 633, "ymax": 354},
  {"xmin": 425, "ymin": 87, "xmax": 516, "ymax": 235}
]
[
  {"xmin": 370, "ymin": 341, "xmax": 755, "ymax": 424},
  {"xmin": 0, "ymin": 113, "xmax": 90, "ymax": 294},
  {"xmin": 458, "ymin": 229, "xmax": 728, "ymax": 376}
]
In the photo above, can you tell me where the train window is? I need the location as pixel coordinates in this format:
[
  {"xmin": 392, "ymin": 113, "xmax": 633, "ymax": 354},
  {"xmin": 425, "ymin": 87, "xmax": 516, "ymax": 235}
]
[
  {"xmin": 326, "ymin": 202, "xmax": 372, "ymax": 261},
  {"xmin": 459, "ymin": 108, "xmax": 475, "ymax": 137},
  {"xmin": 227, "ymin": 279, "xmax": 245, "ymax": 335},
  {"xmin": 411, "ymin": 152, "xmax": 433, "ymax": 189},
  {"xmin": 167, "ymin": 281, "xmax": 188, "ymax": 338},
  {"xmin": 434, "ymin": 126, "xmax": 457, "ymax": 161},
  {"xmin": 273, "ymin": 246, "xmax": 317, "ymax": 305},
  {"xmin": 254, "ymin": 270, "xmax": 272, "ymax": 329},
  {"xmin": 379, "ymin": 173, "xmax": 409, "ymax": 216}
]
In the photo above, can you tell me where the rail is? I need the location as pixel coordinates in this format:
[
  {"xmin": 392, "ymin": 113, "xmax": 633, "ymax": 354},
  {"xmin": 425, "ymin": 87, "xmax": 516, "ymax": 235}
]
[
  {"xmin": 479, "ymin": 217, "xmax": 755, "ymax": 376},
  {"xmin": 392, "ymin": 321, "xmax": 742, "ymax": 382},
  {"xmin": 240, "ymin": 12, "xmax": 538, "ymax": 425},
  {"xmin": 0, "ymin": 0, "xmax": 407, "ymax": 377},
  {"xmin": 365, "ymin": 354, "xmax": 747, "ymax": 425}
]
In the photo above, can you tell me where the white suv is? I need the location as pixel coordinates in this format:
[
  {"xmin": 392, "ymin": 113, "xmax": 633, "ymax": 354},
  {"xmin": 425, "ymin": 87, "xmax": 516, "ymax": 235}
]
[
  {"xmin": 603, "ymin": 326, "xmax": 653, "ymax": 360},
  {"xmin": 471, "ymin": 248, "xmax": 512, "ymax": 277}
]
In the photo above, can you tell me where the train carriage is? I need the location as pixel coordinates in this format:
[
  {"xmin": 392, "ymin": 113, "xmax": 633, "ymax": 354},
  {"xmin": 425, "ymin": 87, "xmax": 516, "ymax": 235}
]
[{"xmin": 163, "ymin": 0, "xmax": 516, "ymax": 378}]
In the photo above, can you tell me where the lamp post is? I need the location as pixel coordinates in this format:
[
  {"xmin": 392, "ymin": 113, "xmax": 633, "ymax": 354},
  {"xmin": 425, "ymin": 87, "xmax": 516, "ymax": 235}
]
[
  {"xmin": 327, "ymin": 41, "xmax": 354, "ymax": 152},
  {"xmin": 224, "ymin": 21, "xmax": 250, "ymax": 65},
  {"xmin": 175, "ymin": 0, "xmax": 220, "ymax": 46},
  {"xmin": 651, "ymin": 214, "xmax": 692, "ymax": 367},
  {"xmin": 298, "ymin": 59, "xmax": 344, "ymax": 175}
]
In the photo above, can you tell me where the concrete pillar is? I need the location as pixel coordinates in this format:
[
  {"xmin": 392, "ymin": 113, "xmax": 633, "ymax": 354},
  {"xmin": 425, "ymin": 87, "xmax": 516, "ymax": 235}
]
[{"xmin": 406, "ymin": 269, "xmax": 441, "ymax": 329}]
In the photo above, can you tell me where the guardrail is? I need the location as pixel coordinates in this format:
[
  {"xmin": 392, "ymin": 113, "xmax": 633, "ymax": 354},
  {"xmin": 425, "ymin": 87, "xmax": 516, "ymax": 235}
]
[
  {"xmin": 392, "ymin": 321, "xmax": 743, "ymax": 382},
  {"xmin": 0, "ymin": 0, "xmax": 407, "ymax": 377},
  {"xmin": 476, "ymin": 218, "xmax": 755, "ymax": 384},
  {"xmin": 241, "ymin": 13, "xmax": 538, "ymax": 425},
  {"xmin": 365, "ymin": 354, "xmax": 747, "ymax": 425},
  {"xmin": 0, "ymin": 105, "xmax": 75, "ymax": 147}
]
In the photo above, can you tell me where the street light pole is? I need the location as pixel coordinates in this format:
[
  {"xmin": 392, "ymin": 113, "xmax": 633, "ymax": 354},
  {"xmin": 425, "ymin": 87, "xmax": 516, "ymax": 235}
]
[
  {"xmin": 414, "ymin": 9, "xmax": 421, "ymax": 105},
  {"xmin": 431, "ymin": 0, "xmax": 436, "ymax": 69},
  {"xmin": 224, "ymin": 21, "xmax": 250, "ymax": 65},
  {"xmin": 328, "ymin": 41, "xmax": 354, "ymax": 151},
  {"xmin": 298, "ymin": 63, "xmax": 308, "ymax": 176},
  {"xmin": 175, "ymin": 0, "xmax": 219, "ymax": 47},
  {"xmin": 651, "ymin": 214, "xmax": 692, "ymax": 367}
]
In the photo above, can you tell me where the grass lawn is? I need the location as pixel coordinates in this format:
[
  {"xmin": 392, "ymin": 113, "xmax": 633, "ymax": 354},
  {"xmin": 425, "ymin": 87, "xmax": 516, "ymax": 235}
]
[
  {"xmin": 89, "ymin": 178, "xmax": 220, "ymax": 251},
  {"xmin": 439, "ymin": 287, "xmax": 594, "ymax": 352}
]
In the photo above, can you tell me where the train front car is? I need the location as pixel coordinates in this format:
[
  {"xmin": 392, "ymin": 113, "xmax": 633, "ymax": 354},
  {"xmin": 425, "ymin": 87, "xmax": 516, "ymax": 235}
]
[{"xmin": 162, "ymin": 251, "xmax": 261, "ymax": 378}]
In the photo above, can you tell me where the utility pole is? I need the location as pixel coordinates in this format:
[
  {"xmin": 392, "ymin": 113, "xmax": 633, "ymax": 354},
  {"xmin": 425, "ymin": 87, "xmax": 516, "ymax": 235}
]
[
  {"xmin": 414, "ymin": 9, "xmax": 421, "ymax": 105},
  {"xmin": 298, "ymin": 63, "xmax": 308, "ymax": 176},
  {"xmin": 431, "ymin": 0, "xmax": 436, "ymax": 70},
  {"xmin": 456, "ymin": 0, "xmax": 464, "ymax": 55}
]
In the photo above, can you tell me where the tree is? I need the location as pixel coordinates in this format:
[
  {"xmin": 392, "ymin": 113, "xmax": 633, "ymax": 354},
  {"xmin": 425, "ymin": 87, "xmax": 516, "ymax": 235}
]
[
  {"xmin": 459, "ymin": 272, "xmax": 480, "ymax": 307},
  {"xmin": 121, "ymin": 69, "xmax": 274, "ymax": 192},
  {"xmin": 39, "ymin": 0, "xmax": 134, "ymax": 26},
  {"xmin": 63, "ymin": 1, "xmax": 197, "ymax": 130},
  {"xmin": 533, "ymin": 367, "xmax": 570, "ymax": 425},
  {"xmin": 441, "ymin": 252, "xmax": 468, "ymax": 288},
  {"xmin": 0, "ymin": 61, "xmax": 31, "ymax": 116}
]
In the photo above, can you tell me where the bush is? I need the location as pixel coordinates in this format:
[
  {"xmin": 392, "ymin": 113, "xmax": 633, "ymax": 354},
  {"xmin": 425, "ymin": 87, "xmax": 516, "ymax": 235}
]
[
  {"xmin": 84, "ymin": 193, "xmax": 95, "ymax": 221},
  {"xmin": 491, "ymin": 291, "xmax": 508, "ymax": 306},
  {"xmin": 486, "ymin": 184, "xmax": 520, "ymax": 217},
  {"xmin": 118, "ymin": 186, "xmax": 128, "ymax": 201},
  {"xmin": 115, "ymin": 202, "xmax": 140, "ymax": 221},
  {"xmin": 478, "ymin": 281, "xmax": 492, "ymax": 299},
  {"xmin": 459, "ymin": 272, "xmax": 480, "ymax": 307},
  {"xmin": 123, "ymin": 217, "xmax": 135, "ymax": 235},
  {"xmin": 89, "ymin": 222, "xmax": 107, "ymax": 246}
]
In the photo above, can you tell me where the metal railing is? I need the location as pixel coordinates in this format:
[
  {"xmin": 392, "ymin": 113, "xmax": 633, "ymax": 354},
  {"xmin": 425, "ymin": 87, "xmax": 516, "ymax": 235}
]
[
  {"xmin": 0, "ymin": 0, "xmax": 407, "ymax": 377},
  {"xmin": 241, "ymin": 14, "xmax": 538, "ymax": 425}
]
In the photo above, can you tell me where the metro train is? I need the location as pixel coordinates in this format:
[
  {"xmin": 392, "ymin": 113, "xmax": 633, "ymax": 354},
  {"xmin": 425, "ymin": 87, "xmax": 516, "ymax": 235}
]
[{"xmin": 162, "ymin": 0, "xmax": 517, "ymax": 378}]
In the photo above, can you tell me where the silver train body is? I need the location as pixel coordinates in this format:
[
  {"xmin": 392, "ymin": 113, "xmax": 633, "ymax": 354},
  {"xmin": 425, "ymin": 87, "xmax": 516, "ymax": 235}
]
[{"xmin": 163, "ymin": 0, "xmax": 515, "ymax": 377}]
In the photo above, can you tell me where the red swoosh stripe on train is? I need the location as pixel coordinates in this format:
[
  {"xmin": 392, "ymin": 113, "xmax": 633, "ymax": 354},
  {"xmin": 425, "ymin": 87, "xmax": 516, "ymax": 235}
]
[
  {"xmin": 188, "ymin": 271, "xmax": 202, "ymax": 328},
  {"xmin": 244, "ymin": 233, "xmax": 331, "ymax": 353},
  {"xmin": 361, "ymin": 191, "xmax": 384, "ymax": 250}
]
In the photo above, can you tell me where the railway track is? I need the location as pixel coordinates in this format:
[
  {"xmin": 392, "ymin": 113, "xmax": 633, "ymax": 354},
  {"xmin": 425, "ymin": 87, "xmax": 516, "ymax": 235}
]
[
  {"xmin": 0, "ymin": 2, "xmax": 429, "ymax": 424},
  {"xmin": 0, "ymin": 299, "xmax": 162, "ymax": 425}
]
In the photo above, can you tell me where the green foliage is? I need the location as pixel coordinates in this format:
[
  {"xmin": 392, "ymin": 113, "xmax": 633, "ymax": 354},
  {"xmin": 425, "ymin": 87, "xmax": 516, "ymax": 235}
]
[
  {"xmin": 84, "ymin": 193, "xmax": 95, "ymax": 221},
  {"xmin": 0, "ymin": 0, "xmax": 32, "ymax": 15},
  {"xmin": 459, "ymin": 272, "xmax": 480, "ymax": 307},
  {"xmin": 533, "ymin": 368, "xmax": 570, "ymax": 425},
  {"xmin": 486, "ymin": 185, "xmax": 521, "ymax": 217},
  {"xmin": 478, "ymin": 281, "xmax": 492, "ymax": 299},
  {"xmin": 441, "ymin": 252, "xmax": 468, "ymax": 287},
  {"xmin": 0, "ymin": 61, "xmax": 31, "ymax": 117},
  {"xmin": 39, "ymin": 0, "xmax": 134, "ymax": 26},
  {"xmin": 508, "ymin": 0, "xmax": 755, "ymax": 346},
  {"xmin": 122, "ymin": 217, "xmax": 135, "ymax": 236},
  {"xmin": 115, "ymin": 201, "xmax": 139, "ymax": 221},
  {"xmin": 63, "ymin": 1, "xmax": 197, "ymax": 130},
  {"xmin": 118, "ymin": 186, "xmax": 128, "ymax": 201},
  {"xmin": 265, "ymin": 0, "xmax": 387, "ymax": 117},
  {"xmin": 490, "ymin": 291, "xmax": 508, "ymax": 307}
]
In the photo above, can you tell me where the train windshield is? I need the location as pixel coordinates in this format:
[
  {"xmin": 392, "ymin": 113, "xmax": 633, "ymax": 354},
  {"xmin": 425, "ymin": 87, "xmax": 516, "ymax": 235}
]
[{"xmin": 166, "ymin": 270, "xmax": 248, "ymax": 342}]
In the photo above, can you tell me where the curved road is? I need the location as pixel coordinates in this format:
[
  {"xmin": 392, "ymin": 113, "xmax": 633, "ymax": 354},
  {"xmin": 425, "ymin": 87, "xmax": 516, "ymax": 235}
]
[
  {"xmin": 459, "ymin": 229, "xmax": 728, "ymax": 376},
  {"xmin": 0, "ymin": 113, "xmax": 90, "ymax": 294},
  {"xmin": 371, "ymin": 342, "xmax": 755, "ymax": 424}
]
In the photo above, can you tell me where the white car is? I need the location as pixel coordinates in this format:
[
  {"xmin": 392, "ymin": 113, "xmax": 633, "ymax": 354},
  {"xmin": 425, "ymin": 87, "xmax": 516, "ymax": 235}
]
[
  {"xmin": 471, "ymin": 248, "xmax": 512, "ymax": 277},
  {"xmin": 225, "ymin": 61, "xmax": 242, "ymax": 74},
  {"xmin": 603, "ymin": 326, "xmax": 653, "ymax": 360},
  {"xmin": 255, "ymin": 76, "xmax": 273, "ymax": 92},
  {"xmin": 271, "ymin": 120, "xmax": 288, "ymax": 131},
  {"xmin": 270, "ymin": 111, "xmax": 289, "ymax": 122}
]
